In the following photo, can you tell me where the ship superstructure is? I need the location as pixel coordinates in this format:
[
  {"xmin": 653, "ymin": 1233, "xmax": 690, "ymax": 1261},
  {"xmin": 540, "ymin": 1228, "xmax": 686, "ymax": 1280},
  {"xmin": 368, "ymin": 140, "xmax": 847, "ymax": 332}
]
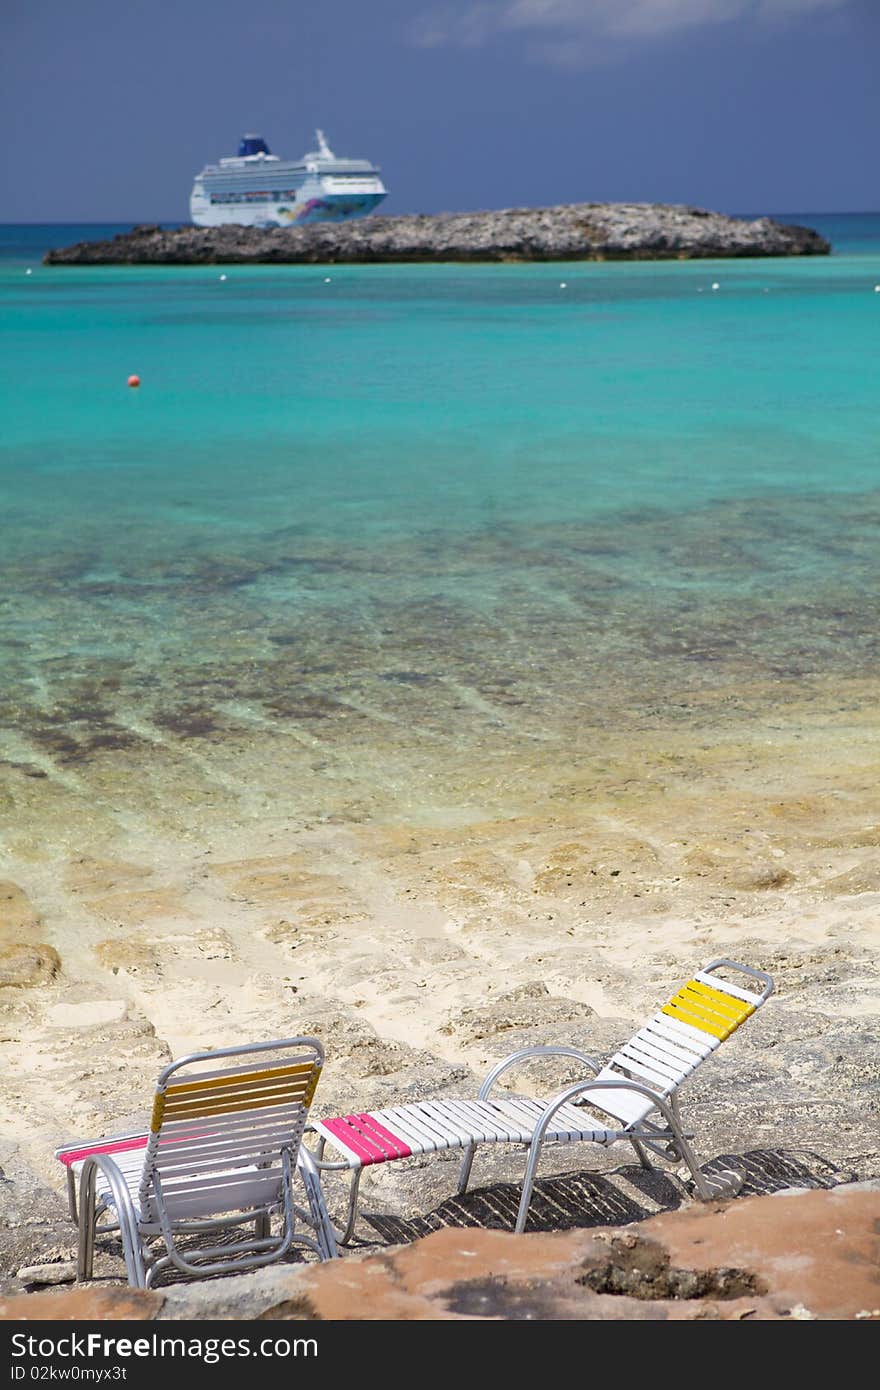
[{"xmin": 190, "ymin": 130, "xmax": 387, "ymax": 227}]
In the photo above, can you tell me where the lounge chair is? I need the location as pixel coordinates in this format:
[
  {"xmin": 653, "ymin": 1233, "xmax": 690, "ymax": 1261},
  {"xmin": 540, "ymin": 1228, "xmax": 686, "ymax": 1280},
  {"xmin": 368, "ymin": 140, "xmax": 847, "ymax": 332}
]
[
  {"xmin": 55, "ymin": 1036, "xmax": 337, "ymax": 1287},
  {"xmin": 308, "ymin": 959, "xmax": 773, "ymax": 1242}
]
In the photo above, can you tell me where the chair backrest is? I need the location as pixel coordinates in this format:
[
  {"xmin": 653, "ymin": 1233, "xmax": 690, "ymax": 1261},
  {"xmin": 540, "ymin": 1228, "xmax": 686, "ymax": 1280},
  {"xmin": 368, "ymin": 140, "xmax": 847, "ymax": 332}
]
[
  {"xmin": 586, "ymin": 960, "xmax": 774, "ymax": 1127},
  {"xmin": 138, "ymin": 1037, "xmax": 324, "ymax": 1222}
]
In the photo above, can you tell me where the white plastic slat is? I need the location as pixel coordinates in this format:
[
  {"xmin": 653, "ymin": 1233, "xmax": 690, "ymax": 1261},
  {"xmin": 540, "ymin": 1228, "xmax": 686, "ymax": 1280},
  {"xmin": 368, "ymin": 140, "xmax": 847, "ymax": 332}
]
[
  {"xmin": 448, "ymin": 1101, "xmax": 519, "ymax": 1145},
  {"xmin": 482, "ymin": 1096, "xmax": 544, "ymax": 1142},
  {"xmin": 482, "ymin": 1095, "xmax": 603, "ymax": 1144},
  {"xmin": 157, "ymin": 1112, "xmax": 305, "ymax": 1145},
  {"xmin": 377, "ymin": 1105, "xmax": 456, "ymax": 1153},
  {"xmin": 436, "ymin": 1100, "xmax": 517, "ymax": 1146},
  {"xmin": 607, "ymin": 1052, "xmax": 673, "ymax": 1093},
  {"xmin": 399, "ymin": 1102, "xmax": 470, "ymax": 1147},
  {"xmin": 158, "ymin": 1105, "xmax": 306, "ymax": 1140},
  {"xmin": 644, "ymin": 1015, "xmax": 715, "ymax": 1059},
  {"xmin": 619, "ymin": 1040, "xmax": 686, "ymax": 1086},
  {"xmin": 419, "ymin": 1099, "xmax": 495, "ymax": 1146},
  {"xmin": 581, "ymin": 1068, "xmax": 660, "ymax": 1126},
  {"xmin": 439, "ymin": 1100, "xmax": 520, "ymax": 1145},
  {"xmin": 158, "ymin": 1180, "xmax": 280, "ymax": 1221},
  {"xmin": 153, "ymin": 1166, "xmax": 279, "ymax": 1201},
  {"xmin": 351, "ymin": 1108, "xmax": 430, "ymax": 1156},
  {"xmin": 155, "ymin": 1142, "xmax": 292, "ymax": 1178},
  {"xmin": 157, "ymin": 1118, "xmax": 305, "ymax": 1157},
  {"xmin": 650, "ymin": 1010, "xmax": 722, "ymax": 1050},
  {"xmin": 624, "ymin": 1042, "xmax": 693, "ymax": 1087},
  {"xmin": 472, "ymin": 1097, "xmax": 536, "ymax": 1145},
  {"xmin": 536, "ymin": 1100, "xmax": 611, "ymax": 1143},
  {"xmin": 693, "ymin": 971, "xmax": 762, "ymax": 1005},
  {"xmin": 631, "ymin": 1022, "xmax": 704, "ymax": 1066},
  {"xmin": 638, "ymin": 1022, "xmax": 708, "ymax": 1067},
  {"xmin": 476, "ymin": 1099, "xmax": 546, "ymax": 1144},
  {"xmin": 152, "ymin": 1182, "xmax": 277, "ymax": 1223},
  {"xmin": 70, "ymin": 1149, "xmax": 147, "ymax": 1187}
]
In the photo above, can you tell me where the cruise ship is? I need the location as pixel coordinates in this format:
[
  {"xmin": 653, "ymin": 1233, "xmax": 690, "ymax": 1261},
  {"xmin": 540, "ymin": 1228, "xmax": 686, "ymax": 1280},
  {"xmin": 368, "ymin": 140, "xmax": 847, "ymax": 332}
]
[{"xmin": 189, "ymin": 130, "xmax": 387, "ymax": 228}]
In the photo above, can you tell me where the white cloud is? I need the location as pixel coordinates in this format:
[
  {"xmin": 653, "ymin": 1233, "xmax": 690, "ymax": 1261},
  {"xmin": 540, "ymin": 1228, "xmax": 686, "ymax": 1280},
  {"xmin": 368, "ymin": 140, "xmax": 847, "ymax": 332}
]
[{"xmin": 410, "ymin": 0, "xmax": 854, "ymax": 57}]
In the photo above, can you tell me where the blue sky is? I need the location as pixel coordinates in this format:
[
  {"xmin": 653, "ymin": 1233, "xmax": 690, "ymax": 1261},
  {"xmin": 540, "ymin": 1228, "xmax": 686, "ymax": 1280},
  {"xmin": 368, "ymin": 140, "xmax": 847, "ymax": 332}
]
[{"xmin": 3, "ymin": 0, "xmax": 877, "ymax": 222}]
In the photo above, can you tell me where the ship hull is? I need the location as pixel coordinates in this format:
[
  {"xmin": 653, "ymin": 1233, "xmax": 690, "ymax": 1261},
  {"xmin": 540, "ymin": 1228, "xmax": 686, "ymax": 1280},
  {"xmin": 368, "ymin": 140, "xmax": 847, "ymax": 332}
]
[{"xmin": 190, "ymin": 185, "xmax": 386, "ymax": 228}]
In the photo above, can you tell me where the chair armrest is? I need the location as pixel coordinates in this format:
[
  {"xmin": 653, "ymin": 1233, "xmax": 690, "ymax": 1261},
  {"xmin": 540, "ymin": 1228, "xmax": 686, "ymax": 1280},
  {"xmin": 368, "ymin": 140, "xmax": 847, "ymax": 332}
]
[
  {"xmin": 534, "ymin": 1074, "xmax": 675, "ymax": 1137},
  {"xmin": 478, "ymin": 1046, "xmax": 602, "ymax": 1101},
  {"xmin": 78, "ymin": 1152, "xmax": 140, "ymax": 1229}
]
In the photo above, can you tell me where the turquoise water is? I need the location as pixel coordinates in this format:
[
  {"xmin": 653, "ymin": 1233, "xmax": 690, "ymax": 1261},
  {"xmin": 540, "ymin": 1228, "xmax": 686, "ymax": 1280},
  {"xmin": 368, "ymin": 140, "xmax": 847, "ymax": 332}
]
[{"xmin": 2, "ymin": 214, "xmax": 880, "ymax": 833}]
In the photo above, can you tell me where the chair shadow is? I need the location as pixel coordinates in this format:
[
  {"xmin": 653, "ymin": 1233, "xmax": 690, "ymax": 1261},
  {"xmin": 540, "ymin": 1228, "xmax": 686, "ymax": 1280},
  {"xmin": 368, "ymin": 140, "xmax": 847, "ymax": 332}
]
[
  {"xmin": 362, "ymin": 1147, "xmax": 856, "ymax": 1245},
  {"xmin": 88, "ymin": 1147, "xmax": 857, "ymax": 1279}
]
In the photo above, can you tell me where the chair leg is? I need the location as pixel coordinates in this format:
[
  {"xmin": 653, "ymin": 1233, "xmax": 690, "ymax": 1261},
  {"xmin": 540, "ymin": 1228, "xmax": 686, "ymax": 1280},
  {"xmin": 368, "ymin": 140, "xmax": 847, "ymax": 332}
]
[
  {"xmin": 629, "ymin": 1137, "xmax": 654, "ymax": 1171},
  {"xmin": 78, "ymin": 1158, "xmax": 146, "ymax": 1289},
  {"xmin": 297, "ymin": 1148, "xmax": 338, "ymax": 1260},
  {"xmin": 514, "ymin": 1139, "xmax": 546, "ymax": 1234},
  {"xmin": 77, "ymin": 1167, "xmax": 97, "ymax": 1282},
  {"xmin": 457, "ymin": 1142, "xmax": 477, "ymax": 1194},
  {"xmin": 330, "ymin": 1168, "xmax": 363, "ymax": 1246},
  {"xmin": 66, "ymin": 1167, "xmax": 78, "ymax": 1222},
  {"xmin": 661, "ymin": 1098, "xmax": 722, "ymax": 1201}
]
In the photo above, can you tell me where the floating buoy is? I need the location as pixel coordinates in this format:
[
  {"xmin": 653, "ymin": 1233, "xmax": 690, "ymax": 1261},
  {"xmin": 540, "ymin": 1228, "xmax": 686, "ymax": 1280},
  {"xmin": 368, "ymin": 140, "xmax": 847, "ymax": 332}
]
[
  {"xmin": 711, "ymin": 282, "xmax": 720, "ymax": 291},
  {"xmin": 219, "ymin": 273, "xmax": 227, "ymax": 281},
  {"xmin": 324, "ymin": 277, "xmax": 332, "ymax": 283},
  {"xmin": 25, "ymin": 268, "xmax": 32, "ymax": 275},
  {"xmin": 874, "ymin": 285, "xmax": 880, "ymax": 293},
  {"xmin": 127, "ymin": 374, "xmax": 140, "ymax": 388},
  {"xmin": 559, "ymin": 282, "xmax": 567, "ymax": 289}
]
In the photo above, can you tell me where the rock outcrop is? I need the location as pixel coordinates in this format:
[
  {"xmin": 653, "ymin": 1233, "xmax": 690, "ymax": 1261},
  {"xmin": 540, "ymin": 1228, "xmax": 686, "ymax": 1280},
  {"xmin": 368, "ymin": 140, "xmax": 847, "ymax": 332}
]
[
  {"xmin": 43, "ymin": 204, "xmax": 830, "ymax": 266},
  {"xmin": 2, "ymin": 1186, "xmax": 877, "ymax": 1321}
]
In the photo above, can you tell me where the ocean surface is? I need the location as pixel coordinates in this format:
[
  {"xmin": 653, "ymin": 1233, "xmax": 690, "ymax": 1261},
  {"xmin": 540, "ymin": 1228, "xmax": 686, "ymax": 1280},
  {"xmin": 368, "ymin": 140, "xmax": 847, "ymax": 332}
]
[{"xmin": 2, "ymin": 213, "xmax": 879, "ymax": 848}]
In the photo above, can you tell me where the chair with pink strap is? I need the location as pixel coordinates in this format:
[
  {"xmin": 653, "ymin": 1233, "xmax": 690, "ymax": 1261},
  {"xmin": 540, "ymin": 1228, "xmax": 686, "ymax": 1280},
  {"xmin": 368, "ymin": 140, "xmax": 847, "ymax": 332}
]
[{"xmin": 55, "ymin": 1036, "xmax": 337, "ymax": 1287}]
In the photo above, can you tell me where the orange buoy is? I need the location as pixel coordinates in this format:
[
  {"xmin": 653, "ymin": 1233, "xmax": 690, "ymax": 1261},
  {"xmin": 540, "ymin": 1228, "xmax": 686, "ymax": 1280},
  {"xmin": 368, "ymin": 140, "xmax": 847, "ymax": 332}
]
[{"xmin": 127, "ymin": 374, "xmax": 140, "ymax": 388}]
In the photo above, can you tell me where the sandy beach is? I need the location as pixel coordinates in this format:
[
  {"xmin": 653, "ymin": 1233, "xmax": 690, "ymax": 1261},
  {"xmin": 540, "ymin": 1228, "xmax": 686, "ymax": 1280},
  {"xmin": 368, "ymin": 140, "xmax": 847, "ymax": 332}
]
[{"xmin": 2, "ymin": 661, "xmax": 879, "ymax": 1286}]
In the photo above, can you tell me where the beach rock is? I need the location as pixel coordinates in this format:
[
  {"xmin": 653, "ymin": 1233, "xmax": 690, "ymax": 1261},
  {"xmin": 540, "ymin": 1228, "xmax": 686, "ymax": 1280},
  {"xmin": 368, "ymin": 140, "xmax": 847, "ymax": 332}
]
[
  {"xmin": 440, "ymin": 981, "xmax": 596, "ymax": 1044},
  {"xmin": 1, "ymin": 1185, "xmax": 877, "ymax": 1320},
  {"xmin": 43, "ymin": 205, "xmax": 831, "ymax": 266},
  {"xmin": 821, "ymin": 863, "xmax": 880, "ymax": 895},
  {"xmin": 0, "ymin": 882, "xmax": 41, "ymax": 937},
  {"xmin": 0, "ymin": 944, "xmax": 61, "ymax": 989},
  {"xmin": 16, "ymin": 1261, "xmax": 76, "ymax": 1288},
  {"xmin": 44, "ymin": 999, "xmax": 127, "ymax": 1030}
]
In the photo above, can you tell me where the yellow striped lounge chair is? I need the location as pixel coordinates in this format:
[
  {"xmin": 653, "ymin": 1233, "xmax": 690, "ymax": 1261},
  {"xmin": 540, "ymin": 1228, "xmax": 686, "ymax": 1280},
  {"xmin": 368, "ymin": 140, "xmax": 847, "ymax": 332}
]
[
  {"xmin": 309, "ymin": 959, "xmax": 774, "ymax": 1243},
  {"xmin": 55, "ymin": 1037, "xmax": 337, "ymax": 1287}
]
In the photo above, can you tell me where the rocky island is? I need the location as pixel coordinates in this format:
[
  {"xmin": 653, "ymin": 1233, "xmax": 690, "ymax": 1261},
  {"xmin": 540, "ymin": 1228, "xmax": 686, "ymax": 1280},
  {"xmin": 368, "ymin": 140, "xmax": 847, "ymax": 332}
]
[{"xmin": 43, "ymin": 202, "xmax": 830, "ymax": 265}]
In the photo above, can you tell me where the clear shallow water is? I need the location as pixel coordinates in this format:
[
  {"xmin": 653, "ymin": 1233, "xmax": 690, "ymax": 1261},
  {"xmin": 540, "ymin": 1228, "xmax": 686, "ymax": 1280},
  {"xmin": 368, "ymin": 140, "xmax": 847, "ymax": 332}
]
[{"xmin": 1, "ymin": 215, "xmax": 879, "ymax": 833}]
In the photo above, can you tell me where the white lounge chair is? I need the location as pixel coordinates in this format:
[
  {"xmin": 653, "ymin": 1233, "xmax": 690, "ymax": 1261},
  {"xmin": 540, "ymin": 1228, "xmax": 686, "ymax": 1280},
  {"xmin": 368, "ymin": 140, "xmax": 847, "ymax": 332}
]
[
  {"xmin": 55, "ymin": 1036, "xmax": 337, "ymax": 1287},
  {"xmin": 309, "ymin": 959, "xmax": 774, "ymax": 1242}
]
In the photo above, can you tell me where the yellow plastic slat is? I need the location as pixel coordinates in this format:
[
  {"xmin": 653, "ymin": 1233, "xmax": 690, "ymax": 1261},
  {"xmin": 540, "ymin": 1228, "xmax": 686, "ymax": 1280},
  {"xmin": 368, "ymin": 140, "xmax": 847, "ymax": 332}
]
[
  {"xmin": 683, "ymin": 978, "xmax": 755, "ymax": 1021},
  {"xmin": 663, "ymin": 980, "xmax": 754, "ymax": 1040},
  {"xmin": 161, "ymin": 1086, "xmax": 314, "ymax": 1121},
  {"xmin": 164, "ymin": 1060, "xmax": 314, "ymax": 1098},
  {"xmin": 303, "ymin": 1063, "xmax": 321, "ymax": 1108},
  {"xmin": 661, "ymin": 1001, "xmax": 729, "ymax": 1039}
]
